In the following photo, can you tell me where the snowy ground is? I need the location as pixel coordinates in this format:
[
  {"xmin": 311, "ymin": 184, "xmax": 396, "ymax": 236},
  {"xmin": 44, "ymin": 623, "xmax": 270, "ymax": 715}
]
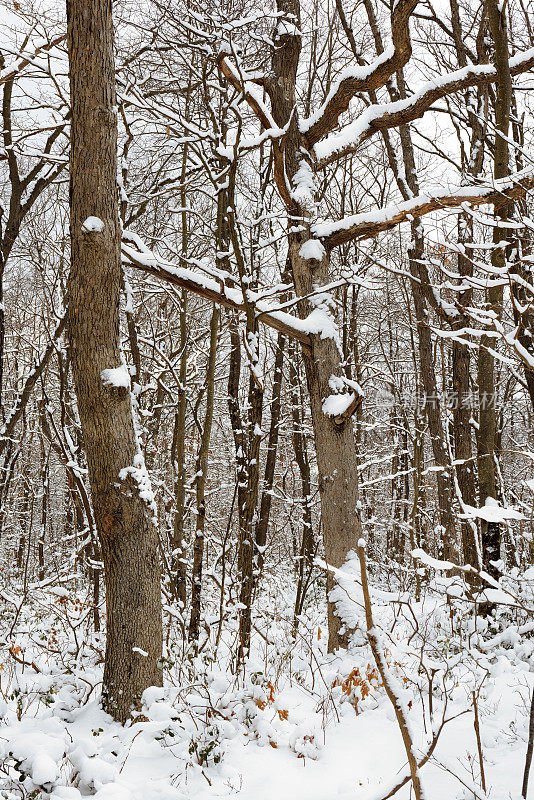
[{"xmin": 1, "ymin": 566, "xmax": 533, "ymax": 800}]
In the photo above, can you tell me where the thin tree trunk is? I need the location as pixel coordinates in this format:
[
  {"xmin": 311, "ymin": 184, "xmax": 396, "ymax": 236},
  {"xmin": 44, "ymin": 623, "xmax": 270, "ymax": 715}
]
[
  {"xmin": 395, "ymin": 65, "xmax": 457, "ymax": 561},
  {"xmin": 522, "ymin": 687, "xmax": 534, "ymax": 798},
  {"xmin": 290, "ymin": 344, "xmax": 315, "ymax": 629},
  {"xmin": 171, "ymin": 136, "xmax": 191, "ymax": 608},
  {"xmin": 16, "ymin": 474, "xmax": 31, "ymax": 571},
  {"xmin": 409, "ymin": 236, "xmax": 457, "ymax": 561},
  {"xmin": 188, "ymin": 304, "xmax": 219, "ymax": 644},
  {"xmin": 38, "ymin": 441, "xmax": 49, "ymax": 583},
  {"xmin": 362, "ymin": 0, "xmax": 457, "ymax": 562},
  {"xmin": 357, "ymin": 541, "xmax": 424, "ymax": 800},
  {"xmin": 255, "ymin": 330, "xmax": 286, "ymax": 570}
]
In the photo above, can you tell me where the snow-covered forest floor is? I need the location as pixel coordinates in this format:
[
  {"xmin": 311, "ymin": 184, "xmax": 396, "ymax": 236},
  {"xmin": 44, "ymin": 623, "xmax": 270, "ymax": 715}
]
[{"xmin": 1, "ymin": 560, "xmax": 533, "ymax": 800}]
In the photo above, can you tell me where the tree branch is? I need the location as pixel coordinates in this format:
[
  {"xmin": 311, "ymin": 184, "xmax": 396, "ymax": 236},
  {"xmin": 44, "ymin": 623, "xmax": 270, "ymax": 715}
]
[
  {"xmin": 315, "ymin": 47, "xmax": 534, "ymax": 168},
  {"xmin": 313, "ymin": 169, "xmax": 534, "ymax": 249},
  {"xmin": 302, "ymin": 0, "xmax": 419, "ymax": 146},
  {"xmin": 121, "ymin": 234, "xmax": 313, "ymax": 346},
  {"xmin": 0, "ymin": 315, "xmax": 66, "ymax": 457},
  {"xmin": 0, "ymin": 34, "xmax": 66, "ymax": 87}
]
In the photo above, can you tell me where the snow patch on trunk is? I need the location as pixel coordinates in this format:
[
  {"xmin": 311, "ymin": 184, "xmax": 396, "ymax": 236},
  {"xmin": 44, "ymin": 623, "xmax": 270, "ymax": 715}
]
[
  {"xmin": 101, "ymin": 366, "xmax": 131, "ymax": 389},
  {"xmin": 81, "ymin": 216, "xmax": 104, "ymax": 233}
]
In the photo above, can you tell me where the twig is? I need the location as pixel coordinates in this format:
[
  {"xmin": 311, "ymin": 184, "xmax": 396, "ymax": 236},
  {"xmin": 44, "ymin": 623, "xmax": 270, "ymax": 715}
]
[
  {"xmin": 357, "ymin": 539, "xmax": 425, "ymax": 800},
  {"xmin": 473, "ymin": 690, "xmax": 487, "ymax": 793},
  {"xmin": 523, "ymin": 686, "xmax": 534, "ymax": 798}
]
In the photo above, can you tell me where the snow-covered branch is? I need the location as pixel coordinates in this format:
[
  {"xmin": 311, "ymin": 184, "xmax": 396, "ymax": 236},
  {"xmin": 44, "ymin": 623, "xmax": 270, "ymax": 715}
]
[
  {"xmin": 301, "ymin": 0, "xmax": 419, "ymax": 146},
  {"xmin": 313, "ymin": 169, "xmax": 534, "ymax": 249},
  {"xmin": 122, "ymin": 232, "xmax": 318, "ymax": 345},
  {"xmin": 0, "ymin": 34, "xmax": 66, "ymax": 87},
  {"xmin": 315, "ymin": 47, "xmax": 534, "ymax": 168}
]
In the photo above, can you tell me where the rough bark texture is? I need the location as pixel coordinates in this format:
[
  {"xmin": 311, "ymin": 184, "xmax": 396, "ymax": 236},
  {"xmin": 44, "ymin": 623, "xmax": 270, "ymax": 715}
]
[
  {"xmin": 67, "ymin": 0, "xmax": 162, "ymax": 722},
  {"xmin": 478, "ymin": 0, "xmax": 512, "ymax": 579},
  {"xmin": 295, "ymin": 248, "xmax": 361, "ymax": 650}
]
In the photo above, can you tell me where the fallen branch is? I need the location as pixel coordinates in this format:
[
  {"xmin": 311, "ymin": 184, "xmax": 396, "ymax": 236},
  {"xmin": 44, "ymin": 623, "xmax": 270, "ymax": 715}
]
[{"xmin": 8, "ymin": 644, "xmax": 41, "ymax": 674}]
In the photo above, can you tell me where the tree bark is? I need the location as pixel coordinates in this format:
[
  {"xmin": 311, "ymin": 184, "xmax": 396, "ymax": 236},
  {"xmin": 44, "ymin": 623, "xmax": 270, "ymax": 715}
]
[
  {"xmin": 188, "ymin": 304, "xmax": 219, "ymax": 644},
  {"xmin": 478, "ymin": 0, "xmax": 512, "ymax": 579},
  {"xmin": 290, "ymin": 343, "xmax": 315, "ymax": 629},
  {"xmin": 67, "ymin": 0, "xmax": 162, "ymax": 721},
  {"xmin": 255, "ymin": 330, "xmax": 286, "ymax": 569},
  {"xmin": 265, "ymin": 0, "xmax": 362, "ymax": 651}
]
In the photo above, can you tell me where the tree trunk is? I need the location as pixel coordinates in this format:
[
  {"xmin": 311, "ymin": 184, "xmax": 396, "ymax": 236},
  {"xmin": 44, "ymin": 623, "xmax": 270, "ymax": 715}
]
[
  {"xmin": 255, "ymin": 330, "xmax": 286, "ymax": 569},
  {"xmin": 66, "ymin": 0, "xmax": 162, "ymax": 722},
  {"xmin": 188, "ymin": 304, "xmax": 219, "ymax": 644},
  {"xmin": 409, "ymin": 229, "xmax": 457, "ymax": 562},
  {"xmin": 393, "ymin": 64, "xmax": 457, "ymax": 562},
  {"xmin": 170, "ymin": 139, "xmax": 191, "ymax": 609},
  {"xmin": 267, "ymin": 0, "xmax": 362, "ymax": 650},
  {"xmin": 291, "ymin": 242, "xmax": 361, "ymax": 650},
  {"xmin": 38, "ymin": 441, "xmax": 49, "ymax": 583},
  {"xmin": 290, "ymin": 343, "xmax": 315, "ymax": 629},
  {"xmin": 478, "ymin": 0, "xmax": 512, "ymax": 579}
]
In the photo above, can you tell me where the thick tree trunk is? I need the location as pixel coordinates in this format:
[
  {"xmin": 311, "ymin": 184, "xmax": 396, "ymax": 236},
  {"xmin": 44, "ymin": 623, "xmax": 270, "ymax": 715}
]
[
  {"xmin": 478, "ymin": 0, "xmax": 512, "ymax": 579},
  {"xmin": 67, "ymin": 0, "xmax": 162, "ymax": 721},
  {"xmin": 266, "ymin": 0, "xmax": 361, "ymax": 651},
  {"xmin": 291, "ymin": 242, "xmax": 361, "ymax": 650}
]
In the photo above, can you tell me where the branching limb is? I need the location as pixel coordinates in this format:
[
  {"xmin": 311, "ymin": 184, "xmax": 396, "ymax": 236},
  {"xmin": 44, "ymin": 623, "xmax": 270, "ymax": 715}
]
[
  {"xmin": 315, "ymin": 47, "xmax": 534, "ymax": 169},
  {"xmin": 314, "ymin": 170, "xmax": 534, "ymax": 249},
  {"xmin": 0, "ymin": 315, "xmax": 66, "ymax": 457},
  {"xmin": 0, "ymin": 34, "xmax": 65, "ymax": 88},
  {"xmin": 302, "ymin": 0, "xmax": 419, "ymax": 146},
  {"xmin": 122, "ymin": 234, "xmax": 312, "ymax": 345}
]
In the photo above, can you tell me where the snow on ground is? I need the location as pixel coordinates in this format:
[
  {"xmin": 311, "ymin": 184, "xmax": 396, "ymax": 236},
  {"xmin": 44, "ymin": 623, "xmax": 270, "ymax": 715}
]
[{"xmin": 0, "ymin": 567, "xmax": 533, "ymax": 800}]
